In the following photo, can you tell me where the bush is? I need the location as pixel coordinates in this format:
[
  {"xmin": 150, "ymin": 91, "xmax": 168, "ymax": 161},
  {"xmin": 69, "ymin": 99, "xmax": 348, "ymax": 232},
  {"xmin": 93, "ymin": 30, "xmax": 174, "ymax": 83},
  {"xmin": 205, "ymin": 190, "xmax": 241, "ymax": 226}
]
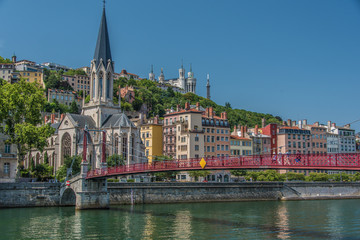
[
  {"xmin": 107, "ymin": 179, "xmax": 119, "ymax": 183},
  {"xmin": 127, "ymin": 179, "xmax": 135, "ymax": 183}
]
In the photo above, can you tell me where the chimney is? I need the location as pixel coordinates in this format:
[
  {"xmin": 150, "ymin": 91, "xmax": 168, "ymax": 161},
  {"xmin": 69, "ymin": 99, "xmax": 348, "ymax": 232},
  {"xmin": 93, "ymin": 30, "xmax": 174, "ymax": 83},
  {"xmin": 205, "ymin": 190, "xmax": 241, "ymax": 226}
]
[
  {"xmin": 292, "ymin": 121, "xmax": 296, "ymax": 127},
  {"xmin": 241, "ymin": 126, "xmax": 245, "ymax": 137},
  {"xmin": 44, "ymin": 115, "xmax": 48, "ymax": 124},
  {"xmin": 205, "ymin": 107, "xmax": 209, "ymax": 117},
  {"xmin": 196, "ymin": 102, "xmax": 200, "ymax": 110},
  {"xmin": 282, "ymin": 121, "xmax": 286, "ymax": 126},
  {"xmin": 233, "ymin": 125, "xmax": 237, "ymax": 135},
  {"xmin": 344, "ymin": 124, "xmax": 350, "ymax": 129},
  {"xmin": 314, "ymin": 122, "xmax": 319, "ymax": 127},
  {"xmin": 298, "ymin": 120, "xmax": 302, "ymax": 129},
  {"xmin": 154, "ymin": 115, "xmax": 159, "ymax": 124},
  {"xmin": 327, "ymin": 121, "xmax": 331, "ymax": 129},
  {"xmin": 244, "ymin": 126, "xmax": 248, "ymax": 134},
  {"xmin": 185, "ymin": 102, "xmax": 190, "ymax": 110},
  {"xmin": 176, "ymin": 104, "xmax": 180, "ymax": 112},
  {"xmin": 332, "ymin": 123, "xmax": 336, "ymax": 128},
  {"xmin": 255, "ymin": 125, "xmax": 259, "ymax": 135},
  {"xmin": 222, "ymin": 112, "xmax": 227, "ymax": 120},
  {"xmin": 287, "ymin": 119, "xmax": 291, "ymax": 126},
  {"xmin": 209, "ymin": 107, "xmax": 214, "ymax": 117},
  {"xmin": 60, "ymin": 113, "xmax": 65, "ymax": 121},
  {"xmin": 51, "ymin": 114, "xmax": 55, "ymax": 124},
  {"xmin": 261, "ymin": 118, "xmax": 265, "ymax": 128},
  {"xmin": 303, "ymin": 119, "xmax": 307, "ymax": 126}
]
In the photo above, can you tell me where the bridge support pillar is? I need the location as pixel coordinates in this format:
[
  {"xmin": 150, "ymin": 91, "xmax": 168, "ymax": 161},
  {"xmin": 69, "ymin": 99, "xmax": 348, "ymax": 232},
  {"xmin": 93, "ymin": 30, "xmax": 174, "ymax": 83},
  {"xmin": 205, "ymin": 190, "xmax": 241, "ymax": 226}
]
[{"xmin": 75, "ymin": 162, "xmax": 109, "ymax": 210}]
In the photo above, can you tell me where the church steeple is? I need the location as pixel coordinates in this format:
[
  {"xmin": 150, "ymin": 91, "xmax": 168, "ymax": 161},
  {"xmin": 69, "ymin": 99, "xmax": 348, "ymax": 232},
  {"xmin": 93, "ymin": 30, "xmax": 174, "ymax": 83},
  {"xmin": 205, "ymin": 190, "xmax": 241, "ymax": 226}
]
[
  {"xmin": 94, "ymin": 5, "xmax": 112, "ymax": 68},
  {"xmin": 88, "ymin": 2, "xmax": 115, "ymax": 106}
]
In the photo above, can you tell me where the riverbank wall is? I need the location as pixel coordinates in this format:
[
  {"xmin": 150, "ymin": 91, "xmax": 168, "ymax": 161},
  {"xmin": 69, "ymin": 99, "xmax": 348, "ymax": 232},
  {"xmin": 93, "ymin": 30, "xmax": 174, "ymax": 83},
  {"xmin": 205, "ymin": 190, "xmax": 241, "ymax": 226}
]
[
  {"xmin": 0, "ymin": 182, "xmax": 60, "ymax": 208},
  {"xmin": 1, "ymin": 182, "xmax": 360, "ymax": 208}
]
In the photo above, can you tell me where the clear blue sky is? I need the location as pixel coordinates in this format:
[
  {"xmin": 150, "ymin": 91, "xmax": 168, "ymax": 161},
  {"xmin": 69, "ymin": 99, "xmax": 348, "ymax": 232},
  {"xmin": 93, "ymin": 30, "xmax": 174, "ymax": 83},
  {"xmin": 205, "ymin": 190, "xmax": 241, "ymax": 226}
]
[{"xmin": 1, "ymin": 0, "xmax": 360, "ymax": 131}]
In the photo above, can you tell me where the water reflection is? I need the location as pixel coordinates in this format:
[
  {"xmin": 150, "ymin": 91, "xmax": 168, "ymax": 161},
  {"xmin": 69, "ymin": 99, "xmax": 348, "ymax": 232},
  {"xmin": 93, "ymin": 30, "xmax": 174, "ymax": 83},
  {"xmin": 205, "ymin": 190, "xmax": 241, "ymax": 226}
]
[
  {"xmin": 173, "ymin": 210, "xmax": 192, "ymax": 239},
  {"xmin": 142, "ymin": 212, "xmax": 155, "ymax": 240},
  {"xmin": 275, "ymin": 203, "xmax": 290, "ymax": 239}
]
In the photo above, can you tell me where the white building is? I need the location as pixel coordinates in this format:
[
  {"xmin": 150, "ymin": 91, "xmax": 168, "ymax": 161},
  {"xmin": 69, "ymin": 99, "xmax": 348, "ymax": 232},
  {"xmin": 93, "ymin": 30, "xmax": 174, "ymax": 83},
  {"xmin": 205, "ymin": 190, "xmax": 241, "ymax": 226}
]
[
  {"xmin": 149, "ymin": 65, "xmax": 197, "ymax": 94},
  {"xmin": 327, "ymin": 122, "xmax": 356, "ymax": 153}
]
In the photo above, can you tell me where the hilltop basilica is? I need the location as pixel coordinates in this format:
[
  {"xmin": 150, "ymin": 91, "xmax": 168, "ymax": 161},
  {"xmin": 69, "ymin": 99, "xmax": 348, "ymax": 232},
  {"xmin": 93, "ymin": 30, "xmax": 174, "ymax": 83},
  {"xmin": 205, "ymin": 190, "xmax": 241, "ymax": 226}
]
[{"xmin": 25, "ymin": 5, "xmax": 145, "ymax": 171}]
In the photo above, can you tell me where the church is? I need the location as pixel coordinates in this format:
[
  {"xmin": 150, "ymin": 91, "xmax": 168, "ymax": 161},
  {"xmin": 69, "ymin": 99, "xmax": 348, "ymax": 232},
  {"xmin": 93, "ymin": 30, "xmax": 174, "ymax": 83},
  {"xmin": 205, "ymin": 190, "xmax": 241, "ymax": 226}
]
[
  {"xmin": 25, "ymin": 5, "xmax": 145, "ymax": 172},
  {"xmin": 148, "ymin": 64, "xmax": 197, "ymax": 94}
]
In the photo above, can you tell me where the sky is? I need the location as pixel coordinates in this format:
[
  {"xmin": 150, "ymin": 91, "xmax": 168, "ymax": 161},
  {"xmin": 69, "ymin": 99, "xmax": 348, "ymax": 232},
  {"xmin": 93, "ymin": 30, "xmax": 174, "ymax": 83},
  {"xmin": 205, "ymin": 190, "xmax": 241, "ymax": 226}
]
[{"xmin": 1, "ymin": 0, "xmax": 360, "ymax": 131}]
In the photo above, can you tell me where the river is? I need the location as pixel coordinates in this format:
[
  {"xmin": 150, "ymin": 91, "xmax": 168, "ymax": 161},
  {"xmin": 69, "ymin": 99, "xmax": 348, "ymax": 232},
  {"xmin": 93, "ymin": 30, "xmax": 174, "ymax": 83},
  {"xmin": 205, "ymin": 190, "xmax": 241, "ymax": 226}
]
[{"xmin": 1, "ymin": 199, "xmax": 360, "ymax": 239}]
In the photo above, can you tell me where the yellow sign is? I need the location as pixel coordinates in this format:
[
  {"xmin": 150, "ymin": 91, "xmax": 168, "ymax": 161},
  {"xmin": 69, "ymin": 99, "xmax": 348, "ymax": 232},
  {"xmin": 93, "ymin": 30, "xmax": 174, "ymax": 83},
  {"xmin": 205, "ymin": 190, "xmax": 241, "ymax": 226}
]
[{"xmin": 199, "ymin": 158, "xmax": 206, "ymax": 169}]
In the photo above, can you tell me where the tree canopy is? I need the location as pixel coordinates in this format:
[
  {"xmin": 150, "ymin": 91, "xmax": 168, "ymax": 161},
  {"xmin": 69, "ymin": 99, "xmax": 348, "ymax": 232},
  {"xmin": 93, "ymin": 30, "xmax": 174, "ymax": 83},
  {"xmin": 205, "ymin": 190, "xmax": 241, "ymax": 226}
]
[
  {"xmin": 0, "ymin": 56, "xmax": 12, "ymax": 63},
  {"xmin": 0, "ymin": 79, "xmax": 55, "ymax": 165},
  {"xmin": 113, "ymin": 78, "xmax": 282, "ymax": 128}
]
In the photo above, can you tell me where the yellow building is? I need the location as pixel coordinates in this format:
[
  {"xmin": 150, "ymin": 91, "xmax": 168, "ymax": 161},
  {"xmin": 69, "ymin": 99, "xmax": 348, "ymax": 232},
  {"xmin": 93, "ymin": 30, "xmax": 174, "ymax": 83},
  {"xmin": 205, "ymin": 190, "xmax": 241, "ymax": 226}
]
[
  {"xmin": 140, "ymin": 117, "xmax": 163, "ymax": 163},
  {"xmin": 20, "ymin": 71, "xmax": 45, "ymax": 88}
]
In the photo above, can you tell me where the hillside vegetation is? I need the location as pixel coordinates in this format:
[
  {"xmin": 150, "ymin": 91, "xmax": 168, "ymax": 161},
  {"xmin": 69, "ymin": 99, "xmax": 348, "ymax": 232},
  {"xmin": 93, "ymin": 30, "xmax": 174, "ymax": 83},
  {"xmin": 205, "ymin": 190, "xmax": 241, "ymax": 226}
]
[{"xmin": 114, "ymin": 77, "xmax": 282, "ymax": 128}]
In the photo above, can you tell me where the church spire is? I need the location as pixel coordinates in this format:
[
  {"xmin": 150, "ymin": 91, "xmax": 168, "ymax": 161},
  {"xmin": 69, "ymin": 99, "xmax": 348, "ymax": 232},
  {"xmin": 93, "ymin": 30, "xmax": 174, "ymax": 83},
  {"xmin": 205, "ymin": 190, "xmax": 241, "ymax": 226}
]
[{"xmin": 94, "ymin": 3, "xmax": 112, "ymax": 67}]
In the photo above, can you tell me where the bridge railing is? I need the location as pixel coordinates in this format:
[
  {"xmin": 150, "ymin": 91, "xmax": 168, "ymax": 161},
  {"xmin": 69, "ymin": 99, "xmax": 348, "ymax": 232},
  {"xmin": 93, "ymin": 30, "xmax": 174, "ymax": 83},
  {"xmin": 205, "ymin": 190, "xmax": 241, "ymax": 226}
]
[{"xmin": 86, "ymin": 153, "xmax": 360, "ymax": 178}]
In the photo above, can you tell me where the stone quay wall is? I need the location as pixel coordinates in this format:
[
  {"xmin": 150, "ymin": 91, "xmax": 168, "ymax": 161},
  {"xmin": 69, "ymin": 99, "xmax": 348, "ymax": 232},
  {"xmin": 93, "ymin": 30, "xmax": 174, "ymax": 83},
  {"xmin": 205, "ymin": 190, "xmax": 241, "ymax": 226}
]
[
  {"xmin": 108, "ymin": 182, "xmax": 360, "ymax": 205},
  {"xmin": 1, "ymin": 182, "xmax": 360, "ymax": 208},
  {"xmin": 0, "ymin": 182, "xmax": 61, "ymax": 208}
]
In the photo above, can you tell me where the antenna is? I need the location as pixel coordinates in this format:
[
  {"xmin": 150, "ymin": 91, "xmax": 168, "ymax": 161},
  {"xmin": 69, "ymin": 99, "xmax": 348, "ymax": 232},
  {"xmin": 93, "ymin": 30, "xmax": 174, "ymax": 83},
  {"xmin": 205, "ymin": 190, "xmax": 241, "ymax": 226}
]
[{"xmin": 103, "ymin": 0, "xmax": 106, "ymax": 8}]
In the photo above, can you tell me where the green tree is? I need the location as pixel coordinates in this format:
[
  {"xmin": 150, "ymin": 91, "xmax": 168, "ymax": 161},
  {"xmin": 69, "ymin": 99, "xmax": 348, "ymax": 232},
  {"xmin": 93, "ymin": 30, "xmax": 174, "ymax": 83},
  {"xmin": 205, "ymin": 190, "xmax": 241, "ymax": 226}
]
[
  {"xmin": 69, "ymin": 100, "xmax": 79, "ymax": 113},
  {"xmin": 188, "ymin": 170, "xmax": 211, "ymax": 181},
  {"xmin": 43, "ymin": 152, "xmax": 49, "ymax": 164},
  {"xmin": 107, "ymin": 154, "xmax": 125, "ymax": 167},
  {"xmin": 0, "ymin": 56, "xmax": 12, "ymax": 63},
  {"xmin": 0, "ymin": 80, "xmax": 55, "ymax": 168},
  {"xmin": 32, "ymin": 163, "xmax": 53, "ymax": 181},
  {"xmin": 56, "ymin": 155, "xmax": 82, "ymax": 182}
]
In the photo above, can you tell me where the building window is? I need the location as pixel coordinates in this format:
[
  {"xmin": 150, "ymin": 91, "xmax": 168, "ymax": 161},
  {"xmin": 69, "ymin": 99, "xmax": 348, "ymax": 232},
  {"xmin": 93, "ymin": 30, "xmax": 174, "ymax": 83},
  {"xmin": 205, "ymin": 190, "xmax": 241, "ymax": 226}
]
[
  {"xmin": 5, "ymin": 143, "xmax": 11, "ymax": 153},
  {"xmin": 195, "ymin": 145, "xmax": 199, "ymax": 151},
  {"xmin": 3, "ymin": 163, "xmax": 10, "ymax": 174}
]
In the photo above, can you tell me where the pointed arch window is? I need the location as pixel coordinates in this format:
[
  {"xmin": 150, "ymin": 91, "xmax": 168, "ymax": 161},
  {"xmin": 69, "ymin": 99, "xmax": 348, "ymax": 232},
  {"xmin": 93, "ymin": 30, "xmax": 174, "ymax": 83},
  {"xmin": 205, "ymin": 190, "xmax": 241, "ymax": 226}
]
[
  {"xmin": 99, "ymin": 72, "xmax": 103, "ymax": 98},
  {"xmin": 122, "ymin": 136, "xmax": 127, "ymax": 160},
  {"xmin": 106, "ymin": 76, "xmax": 111, "ymax": 98}
]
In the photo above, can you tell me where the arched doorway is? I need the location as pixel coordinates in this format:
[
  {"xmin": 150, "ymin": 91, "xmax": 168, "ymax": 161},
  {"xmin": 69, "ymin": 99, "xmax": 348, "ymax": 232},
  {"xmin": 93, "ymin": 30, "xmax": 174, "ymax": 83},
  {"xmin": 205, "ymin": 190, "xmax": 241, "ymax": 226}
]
[
  {"xmin": 60, "ymin": 188, "xmax": 76, "ymax": 206},
  {"xmin": 61, "ymin": 132, "xmax": 71, "ymax": 165}
]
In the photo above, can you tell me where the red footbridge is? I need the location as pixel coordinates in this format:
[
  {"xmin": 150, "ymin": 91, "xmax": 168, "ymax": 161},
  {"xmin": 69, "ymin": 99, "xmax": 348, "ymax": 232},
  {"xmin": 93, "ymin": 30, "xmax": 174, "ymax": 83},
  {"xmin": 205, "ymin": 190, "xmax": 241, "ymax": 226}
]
[{"xmin": 86, "ymin": 153, "xmax": 360, "ymax": 179}]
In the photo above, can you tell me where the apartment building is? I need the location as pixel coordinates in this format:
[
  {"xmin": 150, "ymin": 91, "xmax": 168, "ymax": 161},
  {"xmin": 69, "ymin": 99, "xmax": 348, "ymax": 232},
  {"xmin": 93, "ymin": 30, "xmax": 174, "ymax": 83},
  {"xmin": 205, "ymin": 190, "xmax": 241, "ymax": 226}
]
[
  {"xmin": 277, "ymin": 126, "xmax": 311, "ymax": 154},
  {"xmin": 140, "ymin": 116, "xmax": 163, "ymax": 163},
  {"xmin": 230, "ymin": 135, "xmax": 252, "ymax": 156},
  {"xmin": 0, "ymin": 133, "xmax": 17, "ymax": 182},
  {"xmin": 47, "ymin": 89, "xmax": 82, "ymax": 108},
  {"xmin": 0, "ymin": 63, "xmax": 15, "ymax": 82},
  {"xmin": 304, "ymin": 122, "xmax": 327, "ymax": 154},
  {"xmin": 202, "ymin": 106, "xmax": 231, "ymax": 158},
  {"xmin": 62, "ymin": 74, "xmax": 90, "ymax": 94}
]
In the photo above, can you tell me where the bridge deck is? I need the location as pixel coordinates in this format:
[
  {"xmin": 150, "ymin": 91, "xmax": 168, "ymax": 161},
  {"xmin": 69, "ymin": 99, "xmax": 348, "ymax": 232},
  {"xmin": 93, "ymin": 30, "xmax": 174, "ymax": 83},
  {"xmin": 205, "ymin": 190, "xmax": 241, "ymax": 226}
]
[{"xmin": 86, "ymin": 153, "xmax": 360, "ymax": 179}]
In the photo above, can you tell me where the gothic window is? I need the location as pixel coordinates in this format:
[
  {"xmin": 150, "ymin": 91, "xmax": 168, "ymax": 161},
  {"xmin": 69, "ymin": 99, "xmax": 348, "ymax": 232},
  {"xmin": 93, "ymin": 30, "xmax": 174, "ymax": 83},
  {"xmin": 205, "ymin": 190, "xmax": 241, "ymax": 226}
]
[
  {"xmin": 131, "ymin": 134, "xmax": 135, "ymax": 161},
  {"xmin": 62, "ymin": 132, "xmax": 71, "ymax": 160},
  {"xmin": 106, "ymin": 76, "xmax": 111, "ymax": 98},
  {"xmin": 114, "ymin": 134, "xmax": 119, "ymax": 154},
  {"xmin": 36, "ymin": 153, "xmax": 40, "ymax": 165},
  {"xmin": 92, "ymin": 73, "xmax": 96, "ymax": 98},
  {"xmin": 99, "ymin": 72, "xmax": 103, "ymax": 98},
  {"xmin": 122, "ymin": 137, "xmax": 127, "ymax": 160}
]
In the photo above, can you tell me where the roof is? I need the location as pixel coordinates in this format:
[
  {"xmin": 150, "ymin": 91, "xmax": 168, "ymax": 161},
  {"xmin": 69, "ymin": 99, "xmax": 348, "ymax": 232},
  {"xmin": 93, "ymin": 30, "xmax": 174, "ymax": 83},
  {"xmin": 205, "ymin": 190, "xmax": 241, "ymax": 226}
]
[
  {"xmin": 102, "ymin": 113, "xmax": 136, "ymax": 128},
  {"xmin": 67, "ymin": 114, "xmax": 96, "ymax": 129},
  {"xmin": 280, "ymin": 126, "xmax": 300, "ymax": 130},
  {"xmin": 94, "ymin": 7, "xmax": 112, "ymax": 68},
  {"xmin": 230, "ymin": 135, "xmax": 251, "ymax": 141},
  {"xmin": 50, "ymin": 122, "xmax": 61, "ymax": 134},
  {"xmin": 164, "ymin": 108, "xmax": 203, "ymax": 116}
]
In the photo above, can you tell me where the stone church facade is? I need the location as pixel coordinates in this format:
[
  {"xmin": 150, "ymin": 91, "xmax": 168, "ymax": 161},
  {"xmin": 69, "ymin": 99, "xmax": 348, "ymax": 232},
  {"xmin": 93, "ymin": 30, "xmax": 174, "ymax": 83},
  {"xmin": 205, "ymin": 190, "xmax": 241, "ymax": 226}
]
[{"xmin": 25, "ymin": 5, "xmax": 145, "ymax": 172}]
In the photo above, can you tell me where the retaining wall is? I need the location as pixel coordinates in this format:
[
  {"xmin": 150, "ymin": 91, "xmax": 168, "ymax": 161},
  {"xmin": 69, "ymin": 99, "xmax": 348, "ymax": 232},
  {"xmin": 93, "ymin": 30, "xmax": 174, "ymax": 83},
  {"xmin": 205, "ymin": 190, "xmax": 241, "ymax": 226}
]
[{"xmin": 0, "ymin": 182, "xmax": 61, "ymax": 208}]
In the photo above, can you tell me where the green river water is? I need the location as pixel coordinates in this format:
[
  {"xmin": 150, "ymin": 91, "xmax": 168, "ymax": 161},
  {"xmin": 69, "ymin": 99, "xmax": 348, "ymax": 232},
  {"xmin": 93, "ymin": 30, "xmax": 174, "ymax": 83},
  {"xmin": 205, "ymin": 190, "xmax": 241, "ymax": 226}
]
[{"xmin": 1, "ymin": 199, "xmax": 360, "ymax": 239}]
